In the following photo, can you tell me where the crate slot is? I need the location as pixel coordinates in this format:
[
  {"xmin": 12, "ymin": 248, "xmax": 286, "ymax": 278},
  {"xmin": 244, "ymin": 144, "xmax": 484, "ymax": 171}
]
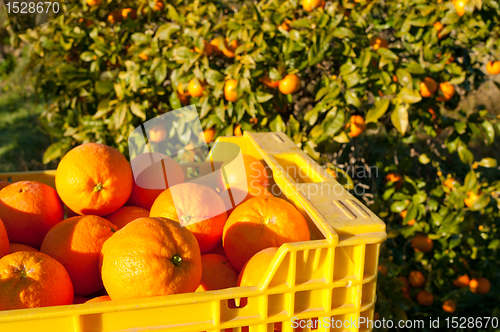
[
  {"xmin": 273, "ymin": 134, "xmax": 285, "ymax": 143},
  {"xmin": 273, "ymin": 154, "xmax": 324, "ymax": 184},
  {"xmin": 332, "ymin": 201, "xmax": 356, "ymax": 220},
  {"xmin": 228, "ymin": 298, "xmax": 248, "ymax": 309},
  {"xmin": 346, "ymin": 199, "xmax": 370, "ymax": 218},
  {"xmin": 361, "ymin": 281, "xmax": 376, "ymax": 307},
  {"xmin": 294, "ymin": 289, "xmax": 327, "ymax": 315},
  {"xmin": 296, "ymin": 248, "xmax": 329, "ymax": 286},
  {"xmin": 363, "ymin": 244, "xmax": 378, "ymax": 279},
  {"xmin": 331, "ymin": 286, "xmax": 352, "ymax": 309}
]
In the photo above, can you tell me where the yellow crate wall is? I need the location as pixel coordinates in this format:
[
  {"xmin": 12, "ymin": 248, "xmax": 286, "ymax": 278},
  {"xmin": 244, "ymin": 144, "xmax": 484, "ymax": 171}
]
[{"xmin": 0, "ymin": 132, "xmax": 386, "ymax": 332}]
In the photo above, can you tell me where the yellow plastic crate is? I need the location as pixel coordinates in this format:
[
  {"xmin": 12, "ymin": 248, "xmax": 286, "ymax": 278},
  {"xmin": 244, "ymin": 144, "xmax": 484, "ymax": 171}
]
[{"xmin": 0, "ymin": 132, "xmax": 386, "ymax": 332}]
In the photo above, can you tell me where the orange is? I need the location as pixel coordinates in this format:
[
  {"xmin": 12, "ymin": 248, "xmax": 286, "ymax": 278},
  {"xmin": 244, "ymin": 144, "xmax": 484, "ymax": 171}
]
[
  {"xmin": 453, "ymin": 0, "xmax": 466, "ymax": 16},
  {"xmin": 386, "ymin": 173, "xmax": 402, "ymax": 183},
  {"xmin": 127, "ymin": 153, "xmax": 184, "ymax": 210},
  {"xmin": 416, "ymin": 290, "xmax": 434, "ymax": 306},
  {"xmin": 148, "ymin": 124, "xmax": 167, "ymax": 143},
  {"xmin": 453, "ymin": 274, "xmax": 470, "ymax": 288},
  {"xmin": 238, "ymin": 247, "xmax": 279, "ymax": 286},
  {"xmin": 400, "ymin": 210, "xmax": 415, "ymax": 225},
  {"xmin": 444, "ymin": 178, "xmax": 457, "ymax": 189},
  {"xmin": 0, "ymin": 218, "xmax": 8, "ymax": 259},
  {"xmin": 464, "ymin": 191, "xmax": 479, "ymax": 207},
  {"xmin": 378, "ymin": 264, "xmax": 388, "ymax": 276},
  {"xmin": 218, "ymin": 154, "xmax": 270, "ymax": 192},
  {"xmin": 433, "ymin": 22, "xmax": 443, "ymax": 31},
  {"xmin": 194, "ymin": 41, "xmax": 213, "ymax": 56},
  {"xmin": 224, "ymin": 79, "xmax": 238, "ymax": 102},
  {"xmin": 436, "ymin": 82, "xmax": 455, "ymax": 101},
  {"xmin": 486, "ymin": 61, "xmax": 500, "ymax": 75},
  {"xmin": 279, "ymin": 74, "xmax": 301, "ymax": 94},
  {"xmin": 234, "ymin": 124, "xmax": 243, "ymax": 136},
  {"xmin": 0, "ymin": 181, "xmax": 11, "ymax": 190},
  {"xmin": 428, "ymin": 107, "xmax": 437, "ymax": 121},
  {"xmin": 469, "ymin": 277, "xmax": 490, "ymax": 294},
  {"xmin": 222, "ymin": 39, "xmax": 239, "ymax": 58},
  {"xmin": 442, "ymin": 299, "xmax": 456, "ymax": 313},
  {"xmin": 153, "ymin": 0, "xmax": 164, "ymax": 11},
  {"xmin": 223, "ymin": 196, "xmax": 310, "ymax": 271},
  {"xmin": 221, "ymin": 183, "xmax": 273, "ymax": 217},
  {"xmin": 196, "ymin": 254, "xmax": 239, "ymax": 292},
  {"xmin": 85, "ymin": 295, "xmax": 112, "ymax": 304},
  {"xmin": 188, "ymin": 79, "xmax": 204, "ymax": 97},
  {"xmin": 409, "ymin": 271, "xmax": 425, "ymax": 288},
  {"xmin": 348, "ymin": 115, "xmax": 366, "ymax": 138},
  {"xmin": 40, "ymin": 215, "xmax": 117, "ymax": 296},
  {"xmin": 200, "ymin": 127, "xmax": 216, "ymax": 143},
  {"xmin": 150, "ymin": 183, "xmax": 228, "ymax": 254},
  {"xmin": 107, "ymin": 11, "xmax": 122, "ymax": 24},
  {"xmin": 210, "ymin": 39, "xmax": 224, "ymax": 55},
  {"xmin": 73, "ymin": 296, "xmax": 90, "ymax": 304},
  {"xmin": 56, "ymin": 143, "xmax": 133, "ymax": 216},
  {"xmin": 411, "ymin": 234, "xmax": 433, "ymax": 253},
  {"xmin": 420, "ymin": 77, "xmax": 438, "ymax": 97},
  {"xmin": 0, "ymin": 251, "xmax": 73, "ymax": 310},
  {"xmin": 260, "ymin": 75, "xmax": 280, "ymax": 89},
  {"xmin": 9, "ymin": 243, "xmax": 38, "ymax": 254},
  {"xmin": 398, "ymin": 276, "xmax": 410, "ymax": 293},
  {"xmin": 369, "ymin": 37, "xmax": 388, "ymax": 50},
  {"xmin": 209, "ymin": 242, "xmax": 226, "ymax": 256},
  {"xmin": 279, "ymin": 19, "xmax": 291, "ymax": 31},
  {"xmin": 0, "ymin": 181, "xmax": 64, "ymax": 248},
  {"xmin": 122, "ymin": 8, "xmax": 137, "ymax": 20},
  {"xmin": 101, "ymin": 217, "xmax": 202, "ymax": 300},
  {"xmin": 106, "ymin": 206, "xmax": 150, "ymax": 230},
  {"xmin": 303, "ymin": 0, "xmax": 323, "ymax": 12},
  {"xmin": 139, "ymin": 52, "xmax": 149, "ymax": 61},
  {"xmin": 86, "ymin": 0, "xmax": 101, "ymax": 6}
]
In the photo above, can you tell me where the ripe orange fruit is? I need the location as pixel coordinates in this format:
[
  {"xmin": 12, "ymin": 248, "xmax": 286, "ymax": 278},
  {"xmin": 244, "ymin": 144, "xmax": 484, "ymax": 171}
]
[
  {"xmin": 56, "ymin": 143, "xmax": 133, "ymax": 216},
  {"xmin": 101, "ymin": 217, "xmax": 202, "ymax": 300},
  {"xmin": 177, "ymin": 83, "xmax": 191, "ymax": 106},
  {"xmin": 279, "ymin": 19, "xmax": 292, "ymax": 31},
  {"xmin": 224, "ymin": 79, "xmax": 238, "ymax": 102},
  {"xmin": 139, "ymin": 52, "xmax": 149, "ymax": 61},
  {"xmin": 469, "ymin": 277, "xmax": 491, "ymax": 294},
  {"xmin": 0, "ymin": 181, "xmax": 11, "ymax": 190},
  {"xmin": 416, "ymin": 290, "xmax": 434, "ymax": 306},
  {"xmin": 222, "ymin": 39, "xmax": 239, "ymax": 58},
  {"xmin": 486, "ymin": 61, "xmax": 500, "ymax": 75},
  {"xmin": 107, "ymin": 11, "xmax": 122, "ymax": 24},
  {"xmin": 85, "ymin": 295, "xmax": 112, "ymax": 304},
  {"xmin": 386, "ymin": 173, "xmax": 402, "ymax": 184},
  {"xmin": 279, "ymin": 74, "xmax": 301, "ymax": 95},
  {"xmin": 221, "ymin": 183, "xmax": 273, "ymax": 217},
  {"xmin": 148, "ymin": 124, "xmax": 167, "ymax": 143},
  {"xmin": 261, "ymin": 75, "xmax": 280, "ymax": 88},
  {"xmin": 453, "ymin": 274, "xmax": 470, "ymax": 288},
  {"xmin": 210, "ymin": 39, "xmax": 224, "ymax": 55},
  {"xmin": 9, "ymin": 243, "xmax": 38, "ymax": 254},
  {"xmin": 303, "ymin": 0, "xmax": 323, "ymax": 12},
  {"xmin": 218, "ymin": 154, "xmax": 270, "ymax": 192},
  {"xmin": 442, "ymin": 299, "xmax": 456, "ymax": 313},
  {"xmin": 194, "ymin": 41, "xmax": 213, "ymax": 56},
  {"xmin": 150, "ymin": 183, "xmax": 228, "ymax": 254},
  {"xmin": 127, "ymin": 153, "xmax": 184, "ymax": 210},
  {"xmin": 122, "ymin": 8, "xmax": 137, "ymax": 20},
  {"xmin": 464, "ymin": 191, "xmax": 479, "ymax": 207},
  {"xmin": 106, "ymin": 206, "xmax": 150, "ymax": 230},
  {"xmin": 411, "ymin": 234, "xmax": 433, "ymax": 253},
  {"xmin": 196, "ymin": 254, "xmax": 239, "ymax": 292},
  {"xmin": 73, "ymin": 296, "xmax": 90, "ymax": 304},
  {"xmin": 378, "ymin": 264, "xmax": 388, "ymax": 276},
  {"xmin": 409, "ymin": 271, "xmax": 426, "ymax": 288},
  {"xmin": 348, "ymin": 115, "xmax": 366, "ymax": 138},
  {"xmin": 420, "ymin": 77, "xmax": 438, "ymax": 97},
  {"xmin": 223, "ymin": 196, "xmax": 310, "ymax": 271},
  {"xmin": 234, "ymin": 124, "xmax": 243, "ymax": 136},
  {"xmin": 444, "ymin": 178, "xmax": 457, "ymax": 189},
  {"xmin": 428, "ymin": 107, "xmax": 437, "ymax": 121},
  {"xmin": 369, "ymin": 37, "xmax": 389, "ymax": 50},
  {"xmin": 453, "ymin": 0, "xmax": 466, "ymax": 16},
  {"xmin": 86, "ymin": 0, "xmax": 101, "ymax": 6},
  {"xmin": 398, "ymin": 276, "xmax": 410, "ymax": 293},
  {"xmin": 0, "ymin": 251, "xmax": 73, "ymax": 310},
  {"xmin": 437, "ymin": 82, "xmax": 455, "ymax": 101},
  {"xmin": 200, "ymin": 127, "xmax": 216, "ymax": 143},
  {"xmin": 209, "ymin": 242, "xmax": 226, "ymax": 256},
  {"xmin": 153, "ymin": 0, "xmax": 164, "ymax": 11},
  {"xmin": 40, "ymin": 215, "xmax": 117, "ymax": 296},
  {"xmin": 188, "ymin": 79, "xmax": 204, "ymax": 97},
  {"xmin": 238, "ymin": 247, "xmax": 279, "ymax": 286},
  {"xmin": 434, "ymin": 22, "xmax": 444, "ymax": 31},
  {"xmin": 0, "ymin": 181, "xmax": 64, "ymax": 248},
  {"xmin": 0, "ymin": 218, "xmax": 8, "ymax": 259}
]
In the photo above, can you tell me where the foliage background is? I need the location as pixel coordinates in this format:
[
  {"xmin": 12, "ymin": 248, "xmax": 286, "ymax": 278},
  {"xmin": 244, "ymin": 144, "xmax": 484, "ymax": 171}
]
[{"xmin": 2, "ymin": 0, "xmax": 500, "ymax": 329}]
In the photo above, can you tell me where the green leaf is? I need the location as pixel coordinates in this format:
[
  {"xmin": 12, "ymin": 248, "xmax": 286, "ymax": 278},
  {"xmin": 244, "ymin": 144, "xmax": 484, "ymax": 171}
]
[
  {"xmin": 391, "ymin": 104, "xmax": 409, "ymax": 135},
  {"xmin": 43, "ymin": 139, "xmax": 71, "ymax": 164},
  {"xmin": 333, "ymin": 132, "xmax": 350, "ymax": 143},
  {"xmin": 398, "ymin": 87, "xmax": 422, "ymax": 104},
  {"xmin": 114, "ymin": 83, "xmax": 124, "ymax": 101},
  {"xmin": 478, "ymin": 158, "xmax": 497, "ymax": 168},
  {"xmin": 332, "ymin": 27, "xmax": 355, "ymax": 39},
  {"xmin": 323, "ymin": 110, "xmax": 345, "ymax": 136},
  {"xmin": 419, "ymin": 154, "xmax": 431, "ymax": 164},
  {"xmin": 396, "ymin": 69, "xmax": 413, "ymax": 90},
  {"xmin": 365, "ymin": 99, "xmax": 390, "ymax": 123},
  {"xmin": 482, "ymin": 121, "xmax": 495, "ymax": 145},
  {"xmin": 458, "ymin": 145, "xmax": 474, "ymax": 165},
  {"xmin": 345, "ymin": 90, "xmax": 361, "ymax": 107},
  {"xmin": 270, "ymin": 115, "xmax": 285, "ymax": 132},
  {"xmin": 155, "ymin": 23, "xmax": 180, "ymax": 41},
  {"xmin": 205, "ymin": 69, "xmax": 224, "ymax": 86},
  {"xmin": 377, "ymin": 48, "xmax": 398, "ymax": 60},
  {"xmin": 95, "ymin": 81, "xmax": 113, "ymax": 95},
  {"xmin": 464, "ymin": 170, "xmax": 478, "ymax": 192},
  {"xmin": 80, "ymin": 51, "xmax": 96, "ymax": 62},
  {"xmin": 130, "ymin": 101, "xmax": 146, "ymax": 120},
  {"xmin": 114, "ymin": 103, "xmax": 127, "ymax": 129},
  {"xmin": 390, "ymin": 200, "xmax": 408, "ymax": 213},
  {"xmin": 255, "ymin": 92, "xmax": 274, "ymax": 103},
  {"xmin": 155, "ymin": 62, "xmax": 167, "ymax": 85},
  {"xmin": 469, "ymin": 194, "xmax": 490, "ymax": 211},
  {"xmin": 357, "ymin": 49, "xmax": 372, "ymax": 68},
  {"xmin": 413, "ymin": 192, "xmax": 427, "ymax": 204}
]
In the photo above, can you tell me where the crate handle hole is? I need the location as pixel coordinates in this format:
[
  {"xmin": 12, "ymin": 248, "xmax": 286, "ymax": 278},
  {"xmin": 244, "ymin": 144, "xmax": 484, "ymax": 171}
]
[
  {"xmin": 228, "ymin": 297, "xmax": 248, "ymax": 309},
  {"xmin": 273, "ymin": 134, "xmax": 285, "ymax": 143}
]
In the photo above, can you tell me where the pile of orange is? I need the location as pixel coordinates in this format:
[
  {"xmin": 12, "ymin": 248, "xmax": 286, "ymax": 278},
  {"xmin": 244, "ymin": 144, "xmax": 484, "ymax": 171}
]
[{"xmin": 0, "ymin": 142, "xmax": 311, "ymax": 311}]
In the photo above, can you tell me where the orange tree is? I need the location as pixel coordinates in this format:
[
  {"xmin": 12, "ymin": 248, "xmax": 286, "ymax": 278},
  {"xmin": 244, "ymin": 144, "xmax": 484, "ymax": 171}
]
[{"xmin": 19, "ymin": 0, "xmax": 500, "ymax": 326}]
